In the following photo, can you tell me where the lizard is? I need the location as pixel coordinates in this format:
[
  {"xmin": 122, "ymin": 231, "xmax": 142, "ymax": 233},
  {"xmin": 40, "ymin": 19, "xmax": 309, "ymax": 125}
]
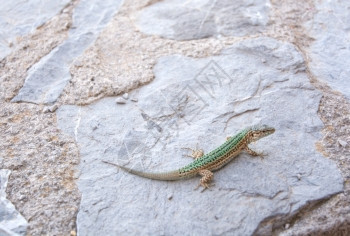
[{"xmin": 102, "ymin": 124, "xmax": 275, "ymax": 191}]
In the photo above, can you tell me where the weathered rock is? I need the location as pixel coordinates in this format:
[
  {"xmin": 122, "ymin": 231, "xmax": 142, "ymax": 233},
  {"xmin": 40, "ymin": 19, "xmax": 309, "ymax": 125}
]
[
  {"xmin": 136, "ymin": 0, "xmax": 270, "ymax": 40},
  {"xmin": 338, "ymin": 139, "xmax": 347, "ymax": 148},
  {"xmin": 57, "ymin": 37, "xmax": 343, "ymax": 235},
  {"xmin": 43, "ymin": 104, "xmax": 58, "ymax": 113},
  {"xmin": 305, "ymin": 0, "xmax": 350, "ymax": 99},
  {"xmin": 11, "ymin": 0, "xmax": 124, "ymax": 104},
  {"xmin": 123, "ymin": 93, "xmax": 129, "ymax": 100},
  {"xmin": 0, "ymin": 0, "xmax": 70, "ymax": 60},
  {"xmin": 0, "ymin": 169, "xmax": 27, "ymax": 235},
  {"xmin": 115, "ymin": 97, "xmax": 126, "ymax": 104}
]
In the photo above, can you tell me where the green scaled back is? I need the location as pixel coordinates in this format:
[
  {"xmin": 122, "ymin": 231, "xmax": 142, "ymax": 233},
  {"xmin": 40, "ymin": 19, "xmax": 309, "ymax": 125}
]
[{"xmin": 179, "ymin": 128, "xmax": 249, "ymax": 174}]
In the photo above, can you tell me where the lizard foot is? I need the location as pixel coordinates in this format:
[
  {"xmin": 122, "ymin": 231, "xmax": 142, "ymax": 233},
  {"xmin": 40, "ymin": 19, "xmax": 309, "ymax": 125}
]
[
  {"xmin": 195, "ymin": 169, "xmax": 214, "ymax": 192},
  {"xmin": 195, "ymin": 183, "xmax": 215, "ymax": 192},
  {"xmin": 244, "ymin": 146, "xmax": 266, "ymax": 159}
]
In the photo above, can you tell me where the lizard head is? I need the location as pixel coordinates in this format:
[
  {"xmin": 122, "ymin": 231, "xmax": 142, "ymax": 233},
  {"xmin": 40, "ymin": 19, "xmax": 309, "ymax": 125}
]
[{"xmin": 247, "ymin": 124, "xmax": 275, "ymax": 142}]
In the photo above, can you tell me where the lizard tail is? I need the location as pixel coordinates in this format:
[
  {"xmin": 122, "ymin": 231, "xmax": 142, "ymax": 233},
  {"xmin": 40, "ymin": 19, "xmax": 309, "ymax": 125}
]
[{"xmin": 102, "ymin": 160, "xmax": 183, "ymax": 181}]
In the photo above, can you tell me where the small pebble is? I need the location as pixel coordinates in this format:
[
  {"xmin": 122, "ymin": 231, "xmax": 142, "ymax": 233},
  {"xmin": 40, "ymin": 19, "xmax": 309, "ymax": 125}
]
[
  {"xmin": 116, "ymin": 97, "xmax": 126, "ymax": 104},
  {"xmin": 122, "ymin": 93, "xmax": 129, "ymax": 100},
  {"xmin": 43, "ymin": 104, "xmax": 58, "ymax": 113},
  {"xmin": 167, "ymin": 194, "xmax": 173, "ymax": 200},
  {"xmin": 297, "ymin": 174, "xmax": 302, "ymax": 180},
  {"xmin": 338, "ymin": 139, "xmax": 347, "ymax": 147},
  {"xmin": 74, "ymin": 60, "xmax": 83, "ymax": 67},
  {"xmin": 49, "ymin": 104, "xmax": 58, "ymax": 112},
  {"xmin": 131, "ymin": 98, "xmax": 138, "ymax": 102},
  {"xmin": 285, "ymin": 223, "xmax": 290, "ymax": 229}
]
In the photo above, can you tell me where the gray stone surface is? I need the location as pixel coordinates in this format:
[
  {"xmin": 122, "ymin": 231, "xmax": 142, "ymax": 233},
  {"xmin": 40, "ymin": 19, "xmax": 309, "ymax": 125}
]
[
  {"xmin": 136, "ymin": 0, "xmax": 270, "ymax": 40},
  {"xmin": 0, "ymin": 0, "xmax": 70, "ymax": 60},
  {"xmin": 0, "ymin": 169, "xmax": 27, "ymax": 236},
  {"xmin": 11, "ymin": 0, "xmax": 124, "ymax": 104},
  {"xmin": 305, "ymin": 0, "xmax": 350, "ymax": 99},
  {"xmin": 57, "ymin": 37, "xmax": 343, "ymax": 235}
]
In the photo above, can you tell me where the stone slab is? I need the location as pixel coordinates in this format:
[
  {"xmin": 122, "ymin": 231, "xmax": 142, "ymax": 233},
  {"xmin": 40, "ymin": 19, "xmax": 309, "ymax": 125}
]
[
  {"xmin": 57, "ymin": 37, "xmax": 343, "ymax": 235},
  {"xmin": 136, "ymin": 0, "xmax": 270, "ymax": 40},
  {"xmin": 305, "ymin": 0, "xmax": 350, "ymax": 99}
]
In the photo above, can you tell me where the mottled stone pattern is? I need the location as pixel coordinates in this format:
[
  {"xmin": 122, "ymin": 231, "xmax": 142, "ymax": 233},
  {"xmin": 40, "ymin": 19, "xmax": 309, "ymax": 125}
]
[
  {"xmin": 0, "ymin": 0, "xmax": 70, "ymax": 60},
  {"xmin": 0, "ymin": 1, "xmax": 81, "ymax": 235},
  {"xmin": 0, "ymin": 169, "xmax": 27, "ymax": 235},
  {"xmin": 1, "ymin": 0, "xmax": 350, "ymax": 235},
  {"xmin": 57, "ymin": 37, "xmax": 342, "ymax": 235},
  {"xmin": 0, "ymin": 1, "xmax": 76, "ymax": 103},
  {"xmin": 0, "ymin": 103, "xmax": 80, "ymax": 235},
  {"xmin": 11, "ymin": 0, "xmax": 124, "ymax": 104}
]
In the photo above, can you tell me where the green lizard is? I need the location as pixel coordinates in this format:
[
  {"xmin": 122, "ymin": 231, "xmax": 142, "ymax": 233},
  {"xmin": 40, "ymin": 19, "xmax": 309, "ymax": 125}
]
[{"xmin": 102, "ymin": 124, "xmax": 275, "ymax": 191}]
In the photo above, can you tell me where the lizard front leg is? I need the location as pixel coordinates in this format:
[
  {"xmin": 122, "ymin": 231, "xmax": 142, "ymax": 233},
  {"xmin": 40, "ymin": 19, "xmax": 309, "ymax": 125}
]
[
  {"xmin": 244, "ymin": 146, "xmax": 266, "ymax": 159},
  {"xmin": 181, "ymin": 144, "xmax": 204, "ymax": 159},
  {"xmin": 195, "ymin": 169, "xmax": 214, "ymax": 192}
]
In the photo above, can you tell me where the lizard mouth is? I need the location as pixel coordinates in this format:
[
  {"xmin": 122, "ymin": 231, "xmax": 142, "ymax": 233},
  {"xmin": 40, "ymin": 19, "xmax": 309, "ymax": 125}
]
[
  {"xmin": 262, "ymin": 128, "xmax": 275, "ymax": 137},
  {"xmin": 251, "ymin": 126, "xmax": 275, "ymax": 141},
  {"xmin": 264, "ymin": 127, "xmax": 275, "ymax": 135}
]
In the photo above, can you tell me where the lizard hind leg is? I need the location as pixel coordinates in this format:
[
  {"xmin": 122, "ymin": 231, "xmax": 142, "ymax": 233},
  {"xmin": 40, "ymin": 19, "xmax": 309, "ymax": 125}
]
[
  {"xmin": 195, "ymin": 169, "xmax": 214, "ymax": 192},
  {"xmin": 181, "ymin": 143, "xmax": 204, "ymax": 159}
]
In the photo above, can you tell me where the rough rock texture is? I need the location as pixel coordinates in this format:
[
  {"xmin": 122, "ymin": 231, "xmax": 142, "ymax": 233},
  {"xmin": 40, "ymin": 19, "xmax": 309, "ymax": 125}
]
[
  {"xmin": 0, "ymin": 1, "xmax": 81, "ymax": 235},
  {"xmin": 305, "ymin": 0, "xmax": 350, "ymax": 99},
  {"xmin": 11, "ymin": 0, "xmax": 124, "ymax": 104},
  {"xmin": 0, "ymin": 0, "xmax": 77, "ymax": 103},
  {"xmin": 136, "ymin": 0, "xmax": 270, "ymax": 40},
  {"xmin": 1, "ymin": 0, "xmax": 350, "ymax": 235},
  {"xmin": 0, "ymin": 103, "xmax": 81, "ymax": 235},
  {"xmin": 0, "ymin": 0, "xmax": 70, "ymax": 60},
  {"xmin": 0, "ymin": 169, "xmax": 27, "ymax": 235},
  {"xmin": 277, "ymin": 94, "xmax": 350, "ymax": 236},
  {"xmin": 57, "ymin": 37, "xmax": 343, "ymax": 235}
]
